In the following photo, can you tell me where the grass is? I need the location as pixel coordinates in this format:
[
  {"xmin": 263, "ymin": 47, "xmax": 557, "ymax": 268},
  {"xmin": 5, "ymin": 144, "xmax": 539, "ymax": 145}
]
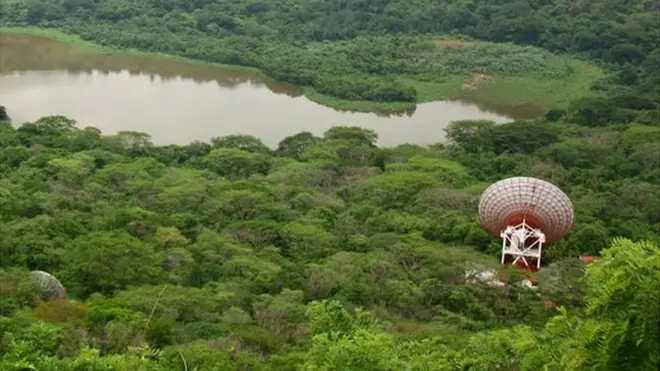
[
  {"xmin": 406, "ymin": 50, "xmax": 603, "ymax": 117},
  {"xmin": 453, "ymin": 58, "xmax": 605, "ymax": 108},
  {"xmin": 307, "ymin": 76, "xmax": 468, "ymax": 115},
  {"xmin": 303, "ymin": 88, "xmax": 419, "ymax": 116},
  {"xmin": 1, "ymin": 27, "xmax": 605, "ymax": 118},
  {"xmin": 305, "ymin": 43, "xmax": 604, "ymax": 118},
  {"xmin": 0, "ymin": 27, "xmax": 271, "ymax": 77},
  {"xmin": 401, "ymin": 76, "xmax": 468, "ymax": 102},
  {"xmin": 2, "ymin": 27, "xmax": 107, "ymax": 53},
  {"xmin": 308, "ymin": 61, "xmax": 603, "ymax": 119},
  {"xmin": 305, "ymin": 36, "xmax": 605, "ymax": 117}
]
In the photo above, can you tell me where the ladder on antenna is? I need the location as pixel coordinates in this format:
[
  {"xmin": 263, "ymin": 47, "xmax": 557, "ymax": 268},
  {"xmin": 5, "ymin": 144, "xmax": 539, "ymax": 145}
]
[{"xmin": 500, "ymin": 219, "xmax": 546, "ymax": 270}]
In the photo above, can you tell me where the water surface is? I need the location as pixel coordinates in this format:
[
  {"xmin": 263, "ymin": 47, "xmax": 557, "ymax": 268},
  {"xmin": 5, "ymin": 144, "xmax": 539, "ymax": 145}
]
[{"xmin": 0, "ymin": 32, "xmax": 511, "ymax": 147}]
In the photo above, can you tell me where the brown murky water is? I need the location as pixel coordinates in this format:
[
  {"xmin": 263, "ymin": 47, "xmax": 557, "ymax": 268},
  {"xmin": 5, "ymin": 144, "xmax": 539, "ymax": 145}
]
[{"xmin": 0, "ymin": 32, "xmax": 512, "ymax": 147}]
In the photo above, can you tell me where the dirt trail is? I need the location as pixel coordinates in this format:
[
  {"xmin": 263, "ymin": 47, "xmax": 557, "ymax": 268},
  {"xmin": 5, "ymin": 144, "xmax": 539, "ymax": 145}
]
[
  {"xmin": 435, "ymin": 40, "xmax": 488, "ymax": 90},
  {"xmin": 463, "ymin": 72, "xmax": 490, "ymax": 90}
]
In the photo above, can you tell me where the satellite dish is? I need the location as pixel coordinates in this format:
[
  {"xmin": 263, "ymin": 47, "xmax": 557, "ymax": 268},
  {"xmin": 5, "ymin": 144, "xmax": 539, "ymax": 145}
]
[
  {"xmin": 478, "ymin": 177, "xmax": 574, "ymax": 272},
  {"xmin": 29, "ymin": 270, "xmax": 67, "ymax": 301}
]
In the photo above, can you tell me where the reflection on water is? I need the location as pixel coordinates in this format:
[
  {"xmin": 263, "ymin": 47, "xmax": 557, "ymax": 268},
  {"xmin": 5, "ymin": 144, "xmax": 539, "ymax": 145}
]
[
  {"xmin": 0, "ymin": 32, "xmax": 512, "ymax": 147},
  {"xmin": 0, "ymin": 32, "xmax": 303, "ymax": 98}
]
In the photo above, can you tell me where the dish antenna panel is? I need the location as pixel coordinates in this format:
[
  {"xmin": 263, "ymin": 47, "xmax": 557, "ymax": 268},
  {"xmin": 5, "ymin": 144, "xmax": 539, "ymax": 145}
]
[
  {"xmin": 478, "ymin": 177, "xmax": 574, "ymax": 272},
  {"xmin": 29, "ymin": 270, "xmax": 67, "ymax": 301}
]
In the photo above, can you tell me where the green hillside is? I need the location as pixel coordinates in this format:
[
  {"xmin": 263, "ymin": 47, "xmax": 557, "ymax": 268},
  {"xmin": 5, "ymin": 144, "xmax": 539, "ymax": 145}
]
[{"xmin": 0, "ymin": 0, "xmax": 659, "ymax": 369}]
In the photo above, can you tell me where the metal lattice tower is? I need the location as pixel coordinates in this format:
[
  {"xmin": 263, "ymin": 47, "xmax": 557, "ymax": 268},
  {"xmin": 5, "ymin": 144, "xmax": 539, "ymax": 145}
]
[{"xmin": 478, "ymin": 177, "xmax": 574, "ymax": 271}]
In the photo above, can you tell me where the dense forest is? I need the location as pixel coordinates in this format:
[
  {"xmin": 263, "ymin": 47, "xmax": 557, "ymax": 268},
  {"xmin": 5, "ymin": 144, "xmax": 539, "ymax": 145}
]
[
  {"xmin": 1, "ymin": 0, "xmax": 660, "ymax": 370},
  {"xmin": 1, "ymin": 0, "xmax": 659, "ymax": 114},
  {"xmin": 0, "ymin": 114, "xmax": 658, "ymax": 369}
]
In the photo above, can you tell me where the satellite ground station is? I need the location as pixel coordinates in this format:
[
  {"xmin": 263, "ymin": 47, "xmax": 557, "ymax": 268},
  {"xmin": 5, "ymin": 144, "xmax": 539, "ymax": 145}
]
[
  {"xmin": 478, "ymin": 177, "xmax": 574, "ymax": 279},
  {"xmin": 29, "ymin": 270, "xmax": 67, "ymax": 301}
]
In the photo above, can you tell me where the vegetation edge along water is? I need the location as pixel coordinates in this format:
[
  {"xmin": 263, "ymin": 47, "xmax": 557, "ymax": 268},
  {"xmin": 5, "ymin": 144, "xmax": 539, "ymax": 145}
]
[
  {"xmin": 0, "ymin": 1, "xmax": 658, "ymax": 370},
  {"xmin": 0, "ymin": 26, "xmax": 419, "ymax": 115},
  {"xmin": 0, "ymin": 26, "xmax": 604, "ymax": 117},
  {"xmin": 0, "ymin": 27, "xmax": 285, "ymax": 86}
]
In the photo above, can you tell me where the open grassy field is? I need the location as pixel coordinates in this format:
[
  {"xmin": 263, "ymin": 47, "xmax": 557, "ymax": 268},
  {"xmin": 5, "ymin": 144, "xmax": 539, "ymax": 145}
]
[{"xmin": 305, "ymin": 38, "xmax": 605, "ymax": 117}]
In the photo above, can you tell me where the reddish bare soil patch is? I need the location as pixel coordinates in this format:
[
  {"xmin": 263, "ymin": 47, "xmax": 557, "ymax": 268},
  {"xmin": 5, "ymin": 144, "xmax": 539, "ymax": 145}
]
[{"xmin": 435, "ymin": 39, "xmax": 470, "ymax": 48}]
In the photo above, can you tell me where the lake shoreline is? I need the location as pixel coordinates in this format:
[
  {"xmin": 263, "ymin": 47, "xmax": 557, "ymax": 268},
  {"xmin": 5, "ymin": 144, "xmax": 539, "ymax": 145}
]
[
  {"xmin": 0, "ymin": 27, "xmax": 421, "ymax": 115},
  {"xmin": 0, "ymin": 31, "xmax": 513, "ymax": 147},
  {"xmin": 0, "ymin": 27, "xmax": 600, "ymax": 118},
  {"xmin": 0, "ymin": 28, "xmax": 274, "ymax": 83}
]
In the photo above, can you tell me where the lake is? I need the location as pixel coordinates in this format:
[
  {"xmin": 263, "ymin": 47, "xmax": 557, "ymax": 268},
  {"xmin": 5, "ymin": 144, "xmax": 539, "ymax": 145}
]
[{"xmin": 0, "ymin": 32, "xmax": 512, "ymax": 147}]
